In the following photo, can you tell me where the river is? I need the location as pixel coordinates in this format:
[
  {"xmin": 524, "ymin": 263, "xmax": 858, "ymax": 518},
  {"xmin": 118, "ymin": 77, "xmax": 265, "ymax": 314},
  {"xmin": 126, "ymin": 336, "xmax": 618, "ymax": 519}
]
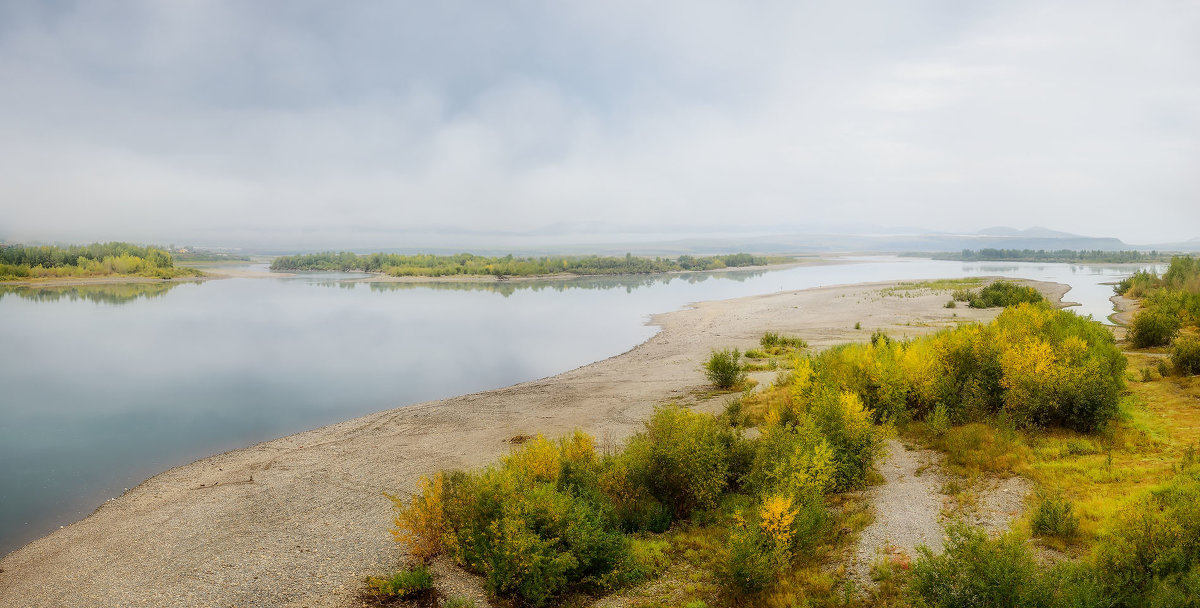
[{"xmin": 0, "ymin": 256, "xmax": 1158, "ymax": 555}]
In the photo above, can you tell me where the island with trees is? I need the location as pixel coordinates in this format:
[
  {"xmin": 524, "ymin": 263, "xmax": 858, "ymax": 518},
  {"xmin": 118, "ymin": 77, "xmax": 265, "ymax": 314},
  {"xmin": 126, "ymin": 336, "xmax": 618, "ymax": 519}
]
[
  {"xmin": 269, "ymin": 251, "xmax": 789, "ymax": 278},
  {"xmin": 0, "ymin": 242, "xmax": 204, "ymax": 281}
]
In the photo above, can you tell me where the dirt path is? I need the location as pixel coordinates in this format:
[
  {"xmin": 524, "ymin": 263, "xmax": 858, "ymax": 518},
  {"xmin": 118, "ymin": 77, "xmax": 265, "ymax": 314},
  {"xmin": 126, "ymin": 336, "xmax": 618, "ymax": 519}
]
[
  {"xmin": 848, "ymin": 439, "xmax": 1032, "ymax": 590},
  {"xmin": 848, "ymin": 439, "xmax": 949, "ymax": 585},
  {"xmin": 0, "ymin": 278, "xmax": 1060, "ymax": 608}
]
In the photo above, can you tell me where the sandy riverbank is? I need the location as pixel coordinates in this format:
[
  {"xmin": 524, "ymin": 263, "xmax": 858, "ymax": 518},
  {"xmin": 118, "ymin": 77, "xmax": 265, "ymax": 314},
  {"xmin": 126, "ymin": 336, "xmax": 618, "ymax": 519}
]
[{"xmin": 0, "ymin": 277, "xmax": 1067, "ymax": 607}]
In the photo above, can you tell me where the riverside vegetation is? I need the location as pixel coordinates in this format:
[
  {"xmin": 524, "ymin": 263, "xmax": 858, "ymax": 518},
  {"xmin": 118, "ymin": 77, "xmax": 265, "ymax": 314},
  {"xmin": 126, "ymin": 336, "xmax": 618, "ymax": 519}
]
[
  {"xmin": 0, "ymin": 242, "xmax": 203, "ymax": 280},
  {"xmin": 377, "ymin": 293, "xmax": 1181, "ymax": 607},
  {"xmin": 1117, "ymin": 255, "xmax": 1200, "ymax": 349},
  {"xmin": 269, "ymin": 251, "xmax": 785, "ymax": 277}
]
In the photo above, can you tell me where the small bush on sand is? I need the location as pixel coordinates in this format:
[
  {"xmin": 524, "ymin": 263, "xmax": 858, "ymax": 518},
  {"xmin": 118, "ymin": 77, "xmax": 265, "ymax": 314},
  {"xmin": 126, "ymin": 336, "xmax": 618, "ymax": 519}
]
[
  {"xmin": 706, "ymin": 348, "xmax": 745, "ymax": 389},
  {"xmin": 365, "ymin": 564, "xmax": 433, "ymax": 599},
  {"xmin": 761, "ymin": 332, "xmax": 807, "ymax": 350},
  {"xmin": 388, "ymin": 473, "xmax": 445, "ymax": 561}
]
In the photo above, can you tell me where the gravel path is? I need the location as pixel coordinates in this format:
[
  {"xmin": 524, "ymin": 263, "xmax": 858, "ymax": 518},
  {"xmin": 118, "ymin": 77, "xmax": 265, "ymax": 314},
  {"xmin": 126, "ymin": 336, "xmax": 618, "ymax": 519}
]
[
  {"xmin": 848, "ymin": 439, "xmax": 1032, "ymax": 591},
  {"xmin": 848, "ymin": 439, "xmax": 949, "ymax": 586}
]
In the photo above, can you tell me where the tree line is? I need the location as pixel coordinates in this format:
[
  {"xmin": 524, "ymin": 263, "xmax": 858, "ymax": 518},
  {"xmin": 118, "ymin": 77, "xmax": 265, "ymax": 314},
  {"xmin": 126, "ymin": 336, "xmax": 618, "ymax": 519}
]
[
  {"xmin": 918, "ymin": 249, "xmax": 1167, "ymax": 263},
  {"xmin": 0, "ymin": 242, "xmax": 202, "ymax": 280}
]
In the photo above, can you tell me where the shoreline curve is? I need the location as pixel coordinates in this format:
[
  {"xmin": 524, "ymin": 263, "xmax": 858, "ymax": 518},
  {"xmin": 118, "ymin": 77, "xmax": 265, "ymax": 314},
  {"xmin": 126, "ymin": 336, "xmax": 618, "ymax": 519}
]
[{"xmin": 0, "ymin": 277, "xmax": 1067, "ymax": 607}]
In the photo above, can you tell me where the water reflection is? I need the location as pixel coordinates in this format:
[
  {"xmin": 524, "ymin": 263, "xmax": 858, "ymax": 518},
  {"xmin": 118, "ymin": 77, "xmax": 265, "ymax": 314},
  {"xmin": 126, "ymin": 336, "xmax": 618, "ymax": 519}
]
[
  {"xmin": 0, "ymin": 281, "xmax": 191, "ymax": 305},
  {"xmin": 364, "ymin": 268, "xmax": 768, "ymax": 296}
]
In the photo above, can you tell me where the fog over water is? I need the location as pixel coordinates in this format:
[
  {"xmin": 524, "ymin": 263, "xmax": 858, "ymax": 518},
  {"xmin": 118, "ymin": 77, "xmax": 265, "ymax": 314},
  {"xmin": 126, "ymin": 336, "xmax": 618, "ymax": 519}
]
[{"xmin": 0, "ymin": 257, "xmax": 1158, "ymax": 555}]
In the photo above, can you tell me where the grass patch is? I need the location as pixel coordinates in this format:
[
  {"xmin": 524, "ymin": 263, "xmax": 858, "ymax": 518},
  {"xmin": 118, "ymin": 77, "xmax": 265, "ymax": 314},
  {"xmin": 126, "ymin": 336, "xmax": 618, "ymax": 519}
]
[
  {"xmin": 911, "ymin": 422, "xmax": 1030, "ymax": 480},
  {"xmin": 363, "ymin": 564, "xmax": 434, "ymax": 602},
  {"xmin": 877, "ymin": 278, "xmax": 984, "ymax": 299}
]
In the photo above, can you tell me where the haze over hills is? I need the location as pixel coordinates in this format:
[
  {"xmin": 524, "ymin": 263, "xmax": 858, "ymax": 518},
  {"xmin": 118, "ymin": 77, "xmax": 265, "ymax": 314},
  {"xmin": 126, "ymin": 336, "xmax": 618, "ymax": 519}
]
[{"xmin": 4, "ymin": 224, "xmax": 1197, "ymax": 257}]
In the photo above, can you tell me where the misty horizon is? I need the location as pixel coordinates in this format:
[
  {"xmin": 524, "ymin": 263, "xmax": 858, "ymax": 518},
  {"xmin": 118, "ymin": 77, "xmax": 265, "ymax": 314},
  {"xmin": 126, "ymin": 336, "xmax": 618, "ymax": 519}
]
[{"xmin": 1, "ymin": 2, "xmax": 1197, "ymax": 248}]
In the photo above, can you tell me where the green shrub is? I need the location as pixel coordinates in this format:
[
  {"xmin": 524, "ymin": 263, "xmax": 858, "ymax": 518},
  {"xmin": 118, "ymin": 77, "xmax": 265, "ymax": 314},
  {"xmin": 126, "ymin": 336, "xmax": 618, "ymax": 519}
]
[
  {"xmin": 720, "ymin": 518, "xmax": 778, "ymax": 594},
  {"xmin": 926, "ymin": 404, "xmax": 951, "ymax": 437},
  {"xmin": 909, "ymin": 524, "xmax": 1043, "ymax": 608},
  {"xmin": 719, "ymin": 493, "xmax": 813, "ymax": 596},
  {"xmin": 630, "ymin": 406, "xmax": 736, "ymax": 517},
  {"xmin": 1146, "ymin": 565, "xmax": 1200, "ymax": 608},
  {"xmin": 705, "ymin": 348, "xmax": 745, "ymax": 389},
  {"xmin": 952, "ymin": 288, "xmax": 975, "ymax": 302},
  {"xmin": 810, "ymin": 389, "xmax": 886, "ymax": 491},
  {"xmin": 760, "ymin": 332, "xmax": 807, "ymax": 350},
  {"xmin": 365, "ymin": 564, "xmax": 433, "ymax": 599},
  {"xmin": 1095, "ymin": 462, "xmax": 1200, "ymax": 602},
  {"xmin": 797, "ymin": 303, "xmax": 1124, "ymax": 433},
  {"xmin": 1031, "ymin": 493, "xmax": 1080, "ymax": 540},
  {"xmin": 432, "ymin": 433, "xmax": 635, "ymax": 607},
  {"xmin": 944, "ymin": 300, "xmax": 956, "ymax": 309},
  {"xmin": 1172, "ymin": 337, "xmax": 1200, "ymax": 375},
  {"xmin": 746, "ymin": 421, "xmax": 835, "ymax": 500},
  {"xmin": 967, "ymin": 280, "xmax": 1044, "ymax": 308},
  {"xmin": 1129, "ymin": 308, "xmax": 1182, "ymax": 348}
]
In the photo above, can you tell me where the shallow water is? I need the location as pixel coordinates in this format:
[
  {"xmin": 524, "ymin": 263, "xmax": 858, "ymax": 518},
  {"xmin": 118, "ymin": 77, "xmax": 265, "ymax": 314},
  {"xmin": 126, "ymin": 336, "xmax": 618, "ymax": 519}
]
[{"xmin": 0, "ymin": 257, "xmax": 1158, "ymax": 555}]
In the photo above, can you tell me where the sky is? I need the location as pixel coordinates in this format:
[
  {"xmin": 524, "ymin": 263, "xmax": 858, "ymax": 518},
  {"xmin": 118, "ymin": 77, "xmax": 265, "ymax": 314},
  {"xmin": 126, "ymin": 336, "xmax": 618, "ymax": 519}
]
[{"xmin": 0, "ymin": 1, "xmax": 1197, "ymax": 248}]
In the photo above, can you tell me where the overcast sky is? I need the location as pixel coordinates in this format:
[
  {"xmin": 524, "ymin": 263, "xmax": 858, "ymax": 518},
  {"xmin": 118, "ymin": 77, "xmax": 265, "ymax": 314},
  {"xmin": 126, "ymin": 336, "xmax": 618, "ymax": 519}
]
[{"xmin": 0, "ymin": 1, "xmax": 1197, "ymax": 247}]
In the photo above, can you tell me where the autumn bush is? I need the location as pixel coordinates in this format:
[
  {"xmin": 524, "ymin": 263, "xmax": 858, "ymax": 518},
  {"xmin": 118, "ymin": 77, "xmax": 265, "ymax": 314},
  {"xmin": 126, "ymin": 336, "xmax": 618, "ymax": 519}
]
[
  {"xmin": 387, "ymin": 433, "xmax": 631, "ymax": 606},
  {"xmin": 791, "ymin": 303, "xmax": 1124, "ymax": 433},
  {"xmin": 629, "ymin": 406, "xmax": 741, "ymax": 517},
  {"xmin": 383, "ymin": 302, "xmax": 1129, "ymax": 604},
  {"xmin": 388, "ymin": 472, "xmax": 445, "ymax": 561}
]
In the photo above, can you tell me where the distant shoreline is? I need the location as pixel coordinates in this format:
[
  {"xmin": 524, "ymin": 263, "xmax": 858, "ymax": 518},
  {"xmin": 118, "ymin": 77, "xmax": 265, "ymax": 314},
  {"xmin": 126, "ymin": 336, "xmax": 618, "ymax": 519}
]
[{"xmin": 0, "ymin": 256, "xmax": 839, "ymax": 288}]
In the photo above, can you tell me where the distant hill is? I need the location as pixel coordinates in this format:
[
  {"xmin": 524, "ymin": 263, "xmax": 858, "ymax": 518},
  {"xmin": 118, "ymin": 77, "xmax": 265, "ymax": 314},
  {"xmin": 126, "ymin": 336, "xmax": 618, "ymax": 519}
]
[{"xmin": 976, "ymin": 226, "xmax": 1084, "ymax": 239}]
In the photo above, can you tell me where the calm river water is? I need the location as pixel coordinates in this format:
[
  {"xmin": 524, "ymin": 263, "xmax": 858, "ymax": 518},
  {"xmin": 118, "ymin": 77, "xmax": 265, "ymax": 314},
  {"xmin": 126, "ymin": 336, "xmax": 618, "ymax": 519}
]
[{"xmin": 0, "ymin": 256, "xmax": 1158, "ymax": 555}]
